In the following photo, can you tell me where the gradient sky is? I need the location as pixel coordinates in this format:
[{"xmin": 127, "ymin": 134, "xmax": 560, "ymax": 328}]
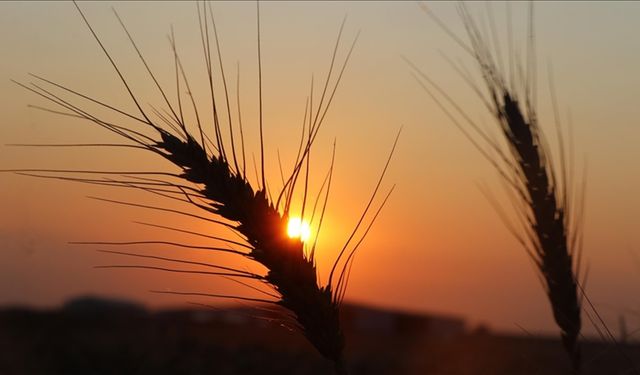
[{"xmin": 1, "ymin": 1, "xmax": 639, "ymax": 337}]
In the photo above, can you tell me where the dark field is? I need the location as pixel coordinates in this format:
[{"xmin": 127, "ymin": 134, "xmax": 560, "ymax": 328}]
[{"xmin": 0, "ymin": 297, "xmax": 638, "ymax": 375}]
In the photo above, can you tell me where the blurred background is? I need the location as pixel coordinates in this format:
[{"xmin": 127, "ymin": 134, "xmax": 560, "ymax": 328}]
[{"xmin": 1, "ymin": 1, "xmax": 639, "ymax": 373}]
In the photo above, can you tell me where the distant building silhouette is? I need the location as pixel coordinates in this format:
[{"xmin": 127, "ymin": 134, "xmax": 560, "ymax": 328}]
[
  {"xmin": 62, "ymin": 295, "xmax": 146, "ymax": 315},
  {"xmin": 340, "ymin": 303, "xmax": 466, "ymax": 339}
]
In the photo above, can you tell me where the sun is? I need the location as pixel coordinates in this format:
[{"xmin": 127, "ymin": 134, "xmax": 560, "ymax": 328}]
[{"xmin": 287, "ymin": 217, "xmax": 312, "ymax": 242}]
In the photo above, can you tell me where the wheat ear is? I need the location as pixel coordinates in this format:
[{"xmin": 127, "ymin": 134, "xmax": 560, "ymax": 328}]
[
  {"xmin": 410, "ymin": 4, "xmax": 583, "ymax": 372},
  {"xmin": 8, "ymin": 3, "xmax": 399, "ymax": 374}
]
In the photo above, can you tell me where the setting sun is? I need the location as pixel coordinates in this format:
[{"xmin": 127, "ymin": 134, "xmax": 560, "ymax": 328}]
[{"xmin": 287, "ymin": 217, "xmax": 312, "ymax": 242}]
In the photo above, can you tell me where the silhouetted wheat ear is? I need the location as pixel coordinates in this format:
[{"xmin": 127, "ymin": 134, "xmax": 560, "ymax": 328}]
[
  {"xmin": 498, "ymin": 90, "xmax": 581, "ymax": 373},
  {"xmin": 158, "ymin": 130, "xmax": 346, "ymax": 366},
  {"xmin": 8, "ymin": 3, "xmax": 399, "ymax": 374},
  {"xmin": 410, "ymin": 4, "xmax": 582, "ymax": 373}
]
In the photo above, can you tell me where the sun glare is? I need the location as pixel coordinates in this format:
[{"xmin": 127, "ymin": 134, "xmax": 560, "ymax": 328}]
[{"xmin": 287, "ymin": 217, "xmax": 312, "ymax": 242}]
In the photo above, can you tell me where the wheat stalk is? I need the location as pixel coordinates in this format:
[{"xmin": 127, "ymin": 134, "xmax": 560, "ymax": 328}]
[
  {"xmin": 8, "ymin": 3, "xmax": 398, "ymax": 374},
  {"xmin": 410, "ymin": 4, "xmax": 583, "ymax": 372}
]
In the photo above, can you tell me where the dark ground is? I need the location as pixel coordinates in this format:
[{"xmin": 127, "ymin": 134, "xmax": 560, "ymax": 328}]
[{"xmin": 0, "ymin": 297, "xmax": 638, "ymax": 375}]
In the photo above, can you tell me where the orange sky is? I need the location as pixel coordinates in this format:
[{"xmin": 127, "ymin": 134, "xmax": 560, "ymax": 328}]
[{"xmin": 1, "ymin": 1, "xmax": 640, "ymax": 337}]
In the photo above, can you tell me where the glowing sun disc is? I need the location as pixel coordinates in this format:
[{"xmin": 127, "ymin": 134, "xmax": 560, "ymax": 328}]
[{"xmin": 287, "ymin": 217, "xmax": 311, "ymax": 242}]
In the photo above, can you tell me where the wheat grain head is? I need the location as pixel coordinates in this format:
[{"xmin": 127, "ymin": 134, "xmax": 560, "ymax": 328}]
[
  {"xmin": 410, "ymin": 4, "xmax": 583, "ymax": 372},
  {"xmin": 8, "ymin": 3, "xmax": 399, "ymax": 374}
]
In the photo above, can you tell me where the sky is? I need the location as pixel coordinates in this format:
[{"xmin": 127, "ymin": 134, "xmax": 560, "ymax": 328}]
[{"xmin": 1, "ymin": 1, "xmax": 640, "ymax": 337}]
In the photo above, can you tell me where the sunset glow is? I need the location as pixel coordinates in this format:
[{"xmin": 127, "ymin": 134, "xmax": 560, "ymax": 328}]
[
  {"xmin": 287, "ymin": 217, "xmax": 312, "ymax": 242},
  {"xmin": 1, "ymin": 1, "xmax": 640, "ymax": 342}
]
